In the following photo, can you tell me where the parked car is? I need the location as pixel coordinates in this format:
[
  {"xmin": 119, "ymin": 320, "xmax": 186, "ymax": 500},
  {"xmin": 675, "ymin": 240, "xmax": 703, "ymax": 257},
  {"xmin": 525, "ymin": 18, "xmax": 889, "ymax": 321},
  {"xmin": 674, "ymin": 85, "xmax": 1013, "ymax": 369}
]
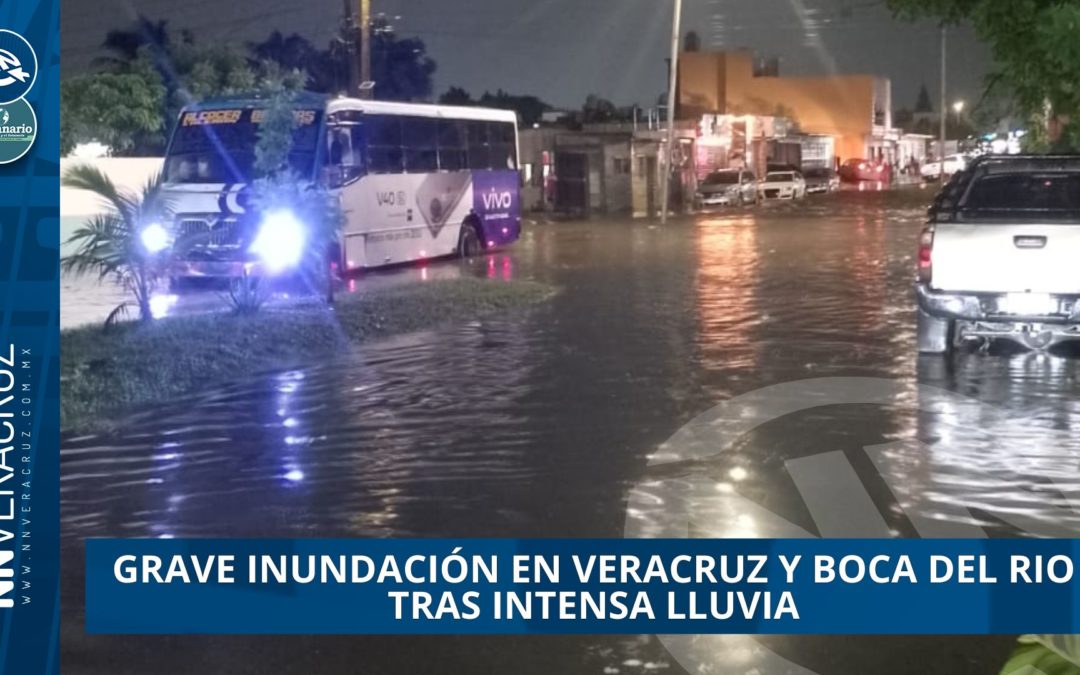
[
  {"xmin": 758, "ymin": 171, "xmax": 806, "ymax": 200},
  {"xmin": 921, "ymin": 154, "xmax": 968, "ymax": 182},
  {"xmin": 803, "ymin": 167, "xmax": 840, "ymax": 194},
  {"xmin": 916, "ymin": 155, "xmax": 1080, "ymax": 354},
  {"xmin": 695, "ymin": 168, "xmax": 759, "ymax": 207},
  {"xmin": 767, "ymin": 162, "xmax": 801, "ymax": 174},
  {"xmin": 838, "ymin": 158, "xmax": 892, "ymax": 183}
]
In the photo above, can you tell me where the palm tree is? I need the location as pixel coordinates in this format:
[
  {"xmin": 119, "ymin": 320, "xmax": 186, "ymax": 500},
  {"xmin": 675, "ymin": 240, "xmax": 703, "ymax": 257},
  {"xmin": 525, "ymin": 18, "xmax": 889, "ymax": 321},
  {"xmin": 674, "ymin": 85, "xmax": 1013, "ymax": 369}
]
[
  {"xmin": 249, "ymin": 31, "xmax": 318, "ymax": 73},
  {"xmin": 94, "ymin": 15, "xmax": 192, "ymax": 75},
  {"xmin": 61, "ymin": 165, "xmax": 172, "ymax": 325}
]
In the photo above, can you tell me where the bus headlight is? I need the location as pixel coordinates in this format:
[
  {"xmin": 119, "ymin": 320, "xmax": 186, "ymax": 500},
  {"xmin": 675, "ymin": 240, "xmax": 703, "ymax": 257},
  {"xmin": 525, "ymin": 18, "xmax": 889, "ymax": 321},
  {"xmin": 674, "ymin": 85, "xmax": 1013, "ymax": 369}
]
[
  {"xmin": 250, "ymin": 210, "xmax": 306, "ymax": 272},
  {"xmin": 140, "ymin": 222, "xmax": 171, "ymax": 254}
]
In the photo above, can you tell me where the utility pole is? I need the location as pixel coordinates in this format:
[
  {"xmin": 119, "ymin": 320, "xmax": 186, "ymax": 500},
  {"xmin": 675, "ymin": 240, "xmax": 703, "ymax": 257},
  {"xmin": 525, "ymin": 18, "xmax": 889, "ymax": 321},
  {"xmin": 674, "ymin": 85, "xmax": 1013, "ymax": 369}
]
[
  {"xmin": 359, "ymin": 0, "xmax": 373, "ymax": 99},
  {"xmin": 342, "ymin": 0, "xmax": 360, "ymax": 95},
  {"xmin": 660, "ymin": 0, "xmax": 682, "ymax": 225},
  {"xmin": 939, "ymin": 24, "xmax": 947, "ymax": 158}
]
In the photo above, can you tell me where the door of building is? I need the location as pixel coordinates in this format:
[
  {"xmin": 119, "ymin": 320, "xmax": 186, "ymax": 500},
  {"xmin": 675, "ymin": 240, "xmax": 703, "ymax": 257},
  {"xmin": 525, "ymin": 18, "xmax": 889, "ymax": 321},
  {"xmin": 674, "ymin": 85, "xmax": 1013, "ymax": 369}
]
[{"xmin": 555, "ymin": 152, "xmax": 589, "ymax": 214}]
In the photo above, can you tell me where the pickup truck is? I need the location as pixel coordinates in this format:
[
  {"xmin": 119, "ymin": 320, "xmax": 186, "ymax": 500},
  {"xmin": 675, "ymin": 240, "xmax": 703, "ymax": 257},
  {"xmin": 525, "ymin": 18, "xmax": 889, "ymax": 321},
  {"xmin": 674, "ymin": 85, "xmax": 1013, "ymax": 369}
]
[{"xmin": 916, "ymin": 155, "xmax": 1080, "ymax": 354}]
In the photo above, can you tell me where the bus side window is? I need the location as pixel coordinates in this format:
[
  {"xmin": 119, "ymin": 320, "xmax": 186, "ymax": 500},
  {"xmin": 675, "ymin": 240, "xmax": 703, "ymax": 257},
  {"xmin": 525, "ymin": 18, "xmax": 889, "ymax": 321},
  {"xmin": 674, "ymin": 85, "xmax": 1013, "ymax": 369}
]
[
  {"xmin": 466, "ymin": 121, "xmax": 490, "ymax": 170},
  {"xmin": 438, "ymin": 120, "xmax": 466, "ymax": 171},
  {"xmin": 490, "ymin": 122, "xmax": 517, "ymax": 171},
  {"xmin": 367, "ymin": 115, "xmax": 404, "ymax": 174},
  {"xmin": 402, "ymin": 116, "xmax": 438, "ymax": 173}
]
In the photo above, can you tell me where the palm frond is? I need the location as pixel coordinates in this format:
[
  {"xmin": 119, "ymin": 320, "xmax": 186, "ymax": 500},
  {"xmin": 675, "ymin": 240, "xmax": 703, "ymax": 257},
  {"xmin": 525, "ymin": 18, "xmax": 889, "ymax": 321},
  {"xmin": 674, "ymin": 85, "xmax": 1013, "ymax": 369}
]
[
  {"xmin": 62, "ymin": 164, "xmax": 141, "ymax": 224},
  {"xmin": 133, "ymin": 171, "xmax": 172, "ymax": 224},
  {"xmin": 61, "ymin": 214, "xmax": 130, "ymax": 279},
  {"xmin": 62, "ymin": 165, "xmax": 171, "ymax": 325},
  {"xmin": 104, "ymin": 303, "xmax": 133, "ymax": 328}
]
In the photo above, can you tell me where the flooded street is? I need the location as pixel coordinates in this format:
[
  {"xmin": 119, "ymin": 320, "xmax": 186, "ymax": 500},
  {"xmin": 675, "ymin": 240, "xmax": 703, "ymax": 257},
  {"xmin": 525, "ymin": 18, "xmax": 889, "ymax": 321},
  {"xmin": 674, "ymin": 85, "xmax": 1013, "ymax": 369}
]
[{"xmin": 62, "ymin": 189, "xmax": 1080, "ymax": 674}]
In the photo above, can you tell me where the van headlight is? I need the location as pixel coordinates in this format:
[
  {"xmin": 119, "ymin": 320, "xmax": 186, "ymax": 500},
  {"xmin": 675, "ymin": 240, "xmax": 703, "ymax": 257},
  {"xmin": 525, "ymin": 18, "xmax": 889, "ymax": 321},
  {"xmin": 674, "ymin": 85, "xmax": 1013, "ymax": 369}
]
[
  {"xmin": 140, "ymin": 222, "xmax": 171, "ymax": 254},
  {"xmin": 250, "ymin": 210, "xmax": 306, "ymax": 273}
]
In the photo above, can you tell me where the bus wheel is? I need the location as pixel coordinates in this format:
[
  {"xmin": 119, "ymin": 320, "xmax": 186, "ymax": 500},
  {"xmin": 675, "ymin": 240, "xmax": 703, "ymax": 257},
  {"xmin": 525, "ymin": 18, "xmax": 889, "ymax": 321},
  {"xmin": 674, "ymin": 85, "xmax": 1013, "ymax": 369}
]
[{"xmin": 458, "ymin": 222, "xmax": 483, "ymax": 258}]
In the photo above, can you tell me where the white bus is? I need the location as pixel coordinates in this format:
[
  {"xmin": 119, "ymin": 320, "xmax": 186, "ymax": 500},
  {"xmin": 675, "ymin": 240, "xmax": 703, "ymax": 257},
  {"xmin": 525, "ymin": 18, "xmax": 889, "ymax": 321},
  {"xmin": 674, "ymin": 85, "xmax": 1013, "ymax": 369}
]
[{"xmin": 156, "ymin": 94, "xmax": 522, "ymax": 279}]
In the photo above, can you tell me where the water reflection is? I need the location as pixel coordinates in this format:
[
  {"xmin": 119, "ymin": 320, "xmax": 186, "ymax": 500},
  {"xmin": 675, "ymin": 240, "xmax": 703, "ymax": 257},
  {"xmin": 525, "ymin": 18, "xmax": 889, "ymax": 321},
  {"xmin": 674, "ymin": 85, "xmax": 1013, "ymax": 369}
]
[
  {"xmin": 694, "ymin": 215, "xmax": 761, "ymax": 374},
  {"xmin": 914, "ymin": 350, "xmax": 1080, "ymax": 537},
  {"xmin": 61, "ymin": 192, "xmax": 1077, "ymax": 675}
]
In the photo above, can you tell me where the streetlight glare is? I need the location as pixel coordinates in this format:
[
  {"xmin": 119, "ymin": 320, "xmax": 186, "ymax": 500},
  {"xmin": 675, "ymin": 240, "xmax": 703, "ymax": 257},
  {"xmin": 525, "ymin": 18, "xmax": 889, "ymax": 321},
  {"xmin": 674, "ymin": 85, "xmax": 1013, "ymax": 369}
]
[{"xmin": 953, "ymin": 100, "xmax": 965, "ymax": 114}]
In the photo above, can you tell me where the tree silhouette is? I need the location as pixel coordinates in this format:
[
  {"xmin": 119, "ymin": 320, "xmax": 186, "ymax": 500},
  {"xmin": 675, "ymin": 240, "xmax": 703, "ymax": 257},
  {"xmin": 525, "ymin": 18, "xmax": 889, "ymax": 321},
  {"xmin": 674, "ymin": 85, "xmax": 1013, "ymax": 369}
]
[
  {"xmin": 249, "ymin": 31, "xmax": 319, "ymax": 73},
  {"xmin": 890, "ymin": 0, "xmax": 1080, "ymax": 149},
  {"xmin": 249, "ymin": 21, "xmax": 435, "ymax": 101},
  {"xmin": 95, "ymin": 15, "xmax": 194, "ymax": 78},
  {"xmin": 439, "ymin": 86, "xmax": 475, "ymax": 106},
  {"xmin": 914, "ymin": 83, "xmax": 933, "ymax": 113},
  {"xmin": 478, "ymin": 89, "xmax": 552, "ymax": 126},
  {"xmin": 370, "ymin": 19, "xmax": 437, "ymax": 101}
]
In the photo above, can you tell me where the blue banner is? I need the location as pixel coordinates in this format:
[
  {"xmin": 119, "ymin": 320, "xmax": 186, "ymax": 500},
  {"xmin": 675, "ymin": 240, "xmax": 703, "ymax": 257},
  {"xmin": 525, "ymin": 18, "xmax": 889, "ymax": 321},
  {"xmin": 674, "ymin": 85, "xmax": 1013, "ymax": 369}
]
[
  {"xmin": 0, "ymin": 2, "xmax": 59, "ymax": 675},
  {"xmin": 87, "ymin": 538, "xmax": 1079, "ymax": 635}
]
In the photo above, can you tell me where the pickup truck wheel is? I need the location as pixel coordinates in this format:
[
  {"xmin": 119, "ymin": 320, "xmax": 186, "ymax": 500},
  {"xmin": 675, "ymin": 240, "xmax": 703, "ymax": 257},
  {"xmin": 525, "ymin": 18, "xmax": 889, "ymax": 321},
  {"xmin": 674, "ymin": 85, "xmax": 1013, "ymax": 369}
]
[
  {"xmin": 917, "ymin": 309, "xmax": 954, "ymax": 355},
  {"xmin": 1019, "ymin": 330, "xmax": 1054, "ymax": 351}
]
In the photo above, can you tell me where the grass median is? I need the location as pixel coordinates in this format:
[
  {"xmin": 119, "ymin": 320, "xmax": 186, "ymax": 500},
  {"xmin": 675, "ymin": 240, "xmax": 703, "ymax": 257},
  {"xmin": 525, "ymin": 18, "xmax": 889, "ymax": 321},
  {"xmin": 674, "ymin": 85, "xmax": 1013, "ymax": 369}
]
[{"xmin": 62, "ymin": 278, "xmax": 555, "ymax": 434}]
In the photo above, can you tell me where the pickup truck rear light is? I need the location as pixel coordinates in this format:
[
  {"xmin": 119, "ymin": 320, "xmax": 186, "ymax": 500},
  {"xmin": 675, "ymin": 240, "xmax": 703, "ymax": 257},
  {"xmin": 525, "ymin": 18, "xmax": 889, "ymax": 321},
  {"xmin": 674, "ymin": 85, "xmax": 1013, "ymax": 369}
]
[{"xmin": 918, "ymin": 228, "xmax": 934, "ymax": 283}]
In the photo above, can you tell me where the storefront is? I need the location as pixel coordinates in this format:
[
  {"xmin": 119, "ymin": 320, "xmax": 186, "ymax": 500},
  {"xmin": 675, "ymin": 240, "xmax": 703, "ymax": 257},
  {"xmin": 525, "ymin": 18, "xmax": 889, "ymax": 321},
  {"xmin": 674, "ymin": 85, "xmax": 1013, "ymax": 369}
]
[{"xmin": 693, "ymin": 114, "xmax": 794, "ymax": 178}]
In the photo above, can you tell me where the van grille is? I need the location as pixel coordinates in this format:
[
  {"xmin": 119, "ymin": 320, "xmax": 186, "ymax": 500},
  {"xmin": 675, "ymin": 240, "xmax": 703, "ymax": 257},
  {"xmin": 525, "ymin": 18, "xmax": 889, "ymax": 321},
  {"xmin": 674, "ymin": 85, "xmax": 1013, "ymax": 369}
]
[{"xmin": 176, "ymin": 217, "xmax": 240, "ymax": 248}]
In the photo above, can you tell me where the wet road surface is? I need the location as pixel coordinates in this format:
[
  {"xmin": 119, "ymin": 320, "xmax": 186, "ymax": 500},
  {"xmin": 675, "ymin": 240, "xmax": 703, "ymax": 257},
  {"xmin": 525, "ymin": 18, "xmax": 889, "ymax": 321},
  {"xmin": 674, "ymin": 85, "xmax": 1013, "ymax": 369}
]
[{"xmin": 62, "ymin": 189, "xmax": 1080, "ymax": 674}]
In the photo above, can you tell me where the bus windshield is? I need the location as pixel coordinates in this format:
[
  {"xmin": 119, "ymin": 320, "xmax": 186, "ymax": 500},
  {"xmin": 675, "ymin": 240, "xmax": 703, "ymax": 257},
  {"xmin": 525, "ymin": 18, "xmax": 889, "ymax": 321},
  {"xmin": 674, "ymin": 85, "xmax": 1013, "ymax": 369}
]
[{"xmin": 165, "ymin": 108, "xmax": 323, "ymax": 184}]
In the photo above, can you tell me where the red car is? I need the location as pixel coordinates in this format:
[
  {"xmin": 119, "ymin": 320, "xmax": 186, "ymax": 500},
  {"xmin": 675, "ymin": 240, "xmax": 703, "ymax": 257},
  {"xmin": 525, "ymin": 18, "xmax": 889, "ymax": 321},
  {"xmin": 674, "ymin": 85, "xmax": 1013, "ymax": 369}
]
[{"xmin": 838, "ymin": 158, "xmax": 892, "ymax": 183}]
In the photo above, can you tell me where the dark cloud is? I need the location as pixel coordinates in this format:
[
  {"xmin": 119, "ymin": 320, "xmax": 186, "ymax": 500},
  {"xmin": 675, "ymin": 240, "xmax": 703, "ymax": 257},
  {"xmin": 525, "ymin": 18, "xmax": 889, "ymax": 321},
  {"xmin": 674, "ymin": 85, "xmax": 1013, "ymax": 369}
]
[{"xmin": 62, "ymin": 0, "xmax": 991, "ymax": 111}]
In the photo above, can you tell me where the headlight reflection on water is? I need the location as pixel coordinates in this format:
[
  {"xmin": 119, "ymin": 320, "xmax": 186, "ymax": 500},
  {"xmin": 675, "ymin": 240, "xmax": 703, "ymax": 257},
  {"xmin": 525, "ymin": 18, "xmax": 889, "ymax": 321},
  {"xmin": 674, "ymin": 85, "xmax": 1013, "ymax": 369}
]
[{"xmin": 149, "ymin": 294, "xmax": 179, "ymax": 319}]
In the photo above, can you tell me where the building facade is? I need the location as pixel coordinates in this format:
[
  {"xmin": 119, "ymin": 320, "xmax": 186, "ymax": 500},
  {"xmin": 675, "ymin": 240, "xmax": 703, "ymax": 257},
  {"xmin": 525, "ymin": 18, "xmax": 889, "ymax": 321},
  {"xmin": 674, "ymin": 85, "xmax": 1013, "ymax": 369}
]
[
  {"xmin": 678, "ymin": 50, "xmax": 900, "ymax": 166},
  {"xmin": 519, "ymin": 125, "xmax": 698, "ymax": 218}
]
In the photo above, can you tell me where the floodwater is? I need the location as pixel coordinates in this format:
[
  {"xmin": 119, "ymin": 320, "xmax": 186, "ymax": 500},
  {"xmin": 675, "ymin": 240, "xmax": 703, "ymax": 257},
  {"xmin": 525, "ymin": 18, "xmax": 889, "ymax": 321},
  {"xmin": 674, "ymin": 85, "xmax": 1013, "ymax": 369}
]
[{"xmin": 61, "ymin": 188, "xmax": 1080, "ymax": 675}]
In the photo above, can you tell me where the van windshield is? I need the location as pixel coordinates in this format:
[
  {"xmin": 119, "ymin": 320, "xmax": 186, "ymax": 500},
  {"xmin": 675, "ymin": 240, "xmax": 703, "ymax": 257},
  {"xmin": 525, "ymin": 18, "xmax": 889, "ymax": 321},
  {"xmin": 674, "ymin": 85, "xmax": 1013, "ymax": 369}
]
[{"xmin": 165, "ymin": 108, "xmax": 323, "ymax": 184}]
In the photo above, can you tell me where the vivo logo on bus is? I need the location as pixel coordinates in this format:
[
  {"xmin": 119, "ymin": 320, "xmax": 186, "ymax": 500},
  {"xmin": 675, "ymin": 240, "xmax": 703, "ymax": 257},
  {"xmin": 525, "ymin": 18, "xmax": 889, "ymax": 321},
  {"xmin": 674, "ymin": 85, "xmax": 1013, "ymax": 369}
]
[{"xmin": 482, "ymin": 190, "xmax": 513, "ymax": 211}]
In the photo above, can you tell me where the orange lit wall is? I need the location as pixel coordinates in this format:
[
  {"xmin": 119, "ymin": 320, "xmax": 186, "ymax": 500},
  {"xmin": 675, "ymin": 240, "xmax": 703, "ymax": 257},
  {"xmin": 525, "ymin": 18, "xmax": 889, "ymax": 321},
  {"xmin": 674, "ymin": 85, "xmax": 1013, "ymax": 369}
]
[{"xmin": 679, "ymin": 51, "xmax": 879, "ymax": 162}]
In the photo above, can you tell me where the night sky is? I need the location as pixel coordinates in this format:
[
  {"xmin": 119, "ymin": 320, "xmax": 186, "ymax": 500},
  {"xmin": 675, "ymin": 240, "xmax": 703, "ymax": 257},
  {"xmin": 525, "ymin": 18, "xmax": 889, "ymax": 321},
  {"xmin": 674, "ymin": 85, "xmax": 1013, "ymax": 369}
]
[{"xmin": 62, "ymin": 0, "xmax": 992, "ymax": 113}]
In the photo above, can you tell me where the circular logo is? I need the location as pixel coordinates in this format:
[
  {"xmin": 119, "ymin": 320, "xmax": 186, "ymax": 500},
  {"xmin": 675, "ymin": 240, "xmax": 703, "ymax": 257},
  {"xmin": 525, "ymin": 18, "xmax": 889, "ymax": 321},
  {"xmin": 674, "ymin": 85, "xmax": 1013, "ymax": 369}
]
[
  {"xmin": 0, "ymin": 30, "xmax": 35, "ymax": 104},
  {"xmin": 623, "ymin": 377, "xmax": 1078, "ymax": 674},
  {"xmin": 0, "ymin": 98, "xmax": 37, "ymax": 164}
]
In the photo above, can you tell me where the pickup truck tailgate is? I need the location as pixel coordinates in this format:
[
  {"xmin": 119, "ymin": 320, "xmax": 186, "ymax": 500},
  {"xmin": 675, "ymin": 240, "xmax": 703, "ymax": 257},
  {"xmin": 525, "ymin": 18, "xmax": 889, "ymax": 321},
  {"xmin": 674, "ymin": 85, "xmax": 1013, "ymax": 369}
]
[{"xmin": 931, "ymin": 223, "xmax": 1080, "ymax": 294}]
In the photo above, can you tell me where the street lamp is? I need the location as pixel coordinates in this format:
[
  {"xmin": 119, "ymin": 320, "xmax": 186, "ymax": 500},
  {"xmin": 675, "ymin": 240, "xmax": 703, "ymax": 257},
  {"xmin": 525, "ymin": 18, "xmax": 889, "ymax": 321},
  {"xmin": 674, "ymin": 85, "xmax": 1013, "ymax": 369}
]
[{"xmin": 952, "ymin": 100, "xmax": 965, "ymax": 127}]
